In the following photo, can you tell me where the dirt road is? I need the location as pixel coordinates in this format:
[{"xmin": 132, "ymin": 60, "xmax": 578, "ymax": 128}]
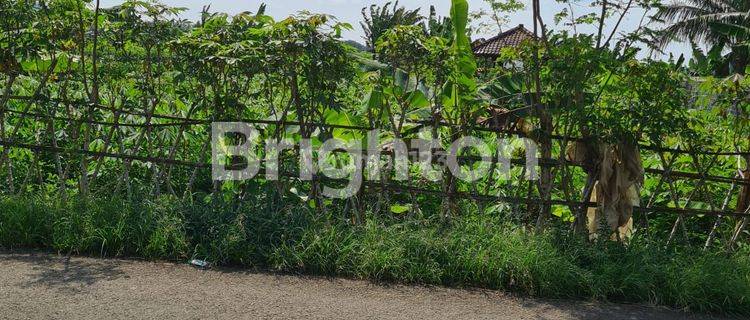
[{"xmin": 0, "ymin": 252, "xmax": 728, "ymax": 319}]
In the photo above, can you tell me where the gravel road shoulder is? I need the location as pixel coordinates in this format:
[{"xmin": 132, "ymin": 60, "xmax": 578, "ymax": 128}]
[{"xmin": 0, "ymin": 251, "xmax": 731, "ymax": 319}]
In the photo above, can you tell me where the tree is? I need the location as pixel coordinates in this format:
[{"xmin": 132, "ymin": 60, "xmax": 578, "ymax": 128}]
[
  {"xmin": 473, "ymin": 0, "xmax": 524, "ymax": 35},
  {"xmin": 425, "ymin": 5, "xmax": 453, "ymax": 38},
  {"xmin": 654, "ymin": 0, "xmax": 750, "ymax": 74},
  {"xmin": 360, "ymin": 1, "xmax": 423, "ymax": 52}
]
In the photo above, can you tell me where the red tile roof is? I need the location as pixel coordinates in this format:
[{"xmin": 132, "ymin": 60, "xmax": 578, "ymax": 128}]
[{"xmin": 472, "ymin": 24, "xmax": 535, "ymax": 57}]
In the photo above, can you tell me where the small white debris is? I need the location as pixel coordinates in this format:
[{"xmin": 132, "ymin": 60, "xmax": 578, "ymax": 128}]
[{"xmin": 190, "ymin": 259, "xmax": 210, "ymax": 268}]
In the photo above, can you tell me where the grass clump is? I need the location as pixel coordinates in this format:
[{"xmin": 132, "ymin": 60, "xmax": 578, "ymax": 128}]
[{"xmin": 0, "ymin": 194, "xmax": 748, "ymax": 315}]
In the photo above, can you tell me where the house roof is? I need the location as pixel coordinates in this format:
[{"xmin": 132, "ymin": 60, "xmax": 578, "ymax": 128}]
[{"xmin": 472, "ymin": 24, "xmax": 535, "ymax": 57}]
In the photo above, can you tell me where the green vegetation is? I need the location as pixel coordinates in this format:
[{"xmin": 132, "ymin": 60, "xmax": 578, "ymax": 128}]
[
  {"xmin": 1, "ymin": 0, "xmax": 750, "ymax": 316},
  {"xmin": 1, "ymin": 194, "xmax": 749, "ymax": 315}
]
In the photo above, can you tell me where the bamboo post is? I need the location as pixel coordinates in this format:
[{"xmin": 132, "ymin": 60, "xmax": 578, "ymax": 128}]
[{"xmin": 704, "ymin": 175, "xmax": 738, "ymax": 250}]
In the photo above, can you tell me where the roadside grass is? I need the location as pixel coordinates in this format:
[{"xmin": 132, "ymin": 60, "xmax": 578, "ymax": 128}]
[{"xmin": 0, "ymin": 194, "xmax": 748, "ymax": 315}]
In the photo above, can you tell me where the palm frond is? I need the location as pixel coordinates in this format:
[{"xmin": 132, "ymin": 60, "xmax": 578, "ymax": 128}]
[
  {"xmin": 654, "ymin": 0, "xmax": 750, "ymax": 49},
  {"xmin": 360, "ymin": 1, "xmax": 423, "ymax": 51}
]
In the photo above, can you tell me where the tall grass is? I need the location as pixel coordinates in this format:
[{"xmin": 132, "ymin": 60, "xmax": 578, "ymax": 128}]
[{"xmin": 0, "ymin": 194, "xmax": 748, "ymax": 315}]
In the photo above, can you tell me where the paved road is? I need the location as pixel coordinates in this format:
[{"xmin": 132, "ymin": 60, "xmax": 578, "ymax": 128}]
[{"xmin": 0, "ymin": 252, "xmax": 728, "ymax": 319}]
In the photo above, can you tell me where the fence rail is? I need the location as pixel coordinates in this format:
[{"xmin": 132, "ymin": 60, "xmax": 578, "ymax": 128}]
[{"xmin": 1, "ymin": 93, "xmax": 750, "ymax": 249}]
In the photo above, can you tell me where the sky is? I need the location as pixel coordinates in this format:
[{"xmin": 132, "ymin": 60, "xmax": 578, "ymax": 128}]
[{"xmin": 98, "ymin": 0, "xmax": 691, "ymax": 59}]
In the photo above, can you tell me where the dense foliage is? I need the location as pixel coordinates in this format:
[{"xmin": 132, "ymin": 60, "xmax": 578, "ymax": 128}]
[
  {"xmin": 2, "ymin": 195, "xmax": 750, "ymax": 315},
  {"xmin": 1, "ymin": 0, "xmax": 750, "ymax": 315}
]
